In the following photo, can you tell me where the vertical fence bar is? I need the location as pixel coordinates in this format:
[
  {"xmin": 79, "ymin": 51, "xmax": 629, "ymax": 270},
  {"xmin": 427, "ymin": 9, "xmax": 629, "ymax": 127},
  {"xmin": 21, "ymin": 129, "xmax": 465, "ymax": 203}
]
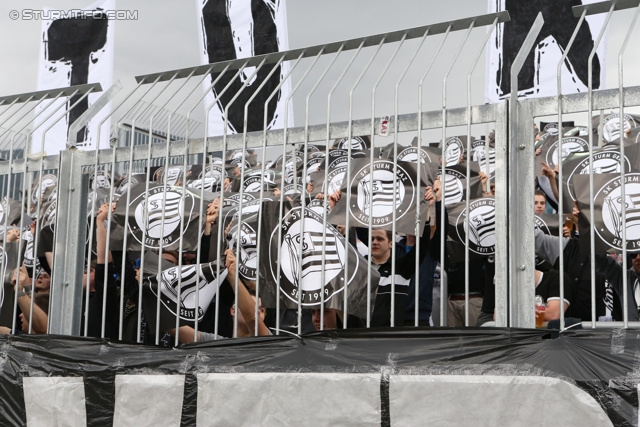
[
  {"xmin": 506, "ymin": 13, "xmax": 544, "ymax": 328},
  {"xmin": 556, "ymin": 9, "xmax": 588, "ymax": 331},
  {"xmin": 586, "ymin": 5, "xmax": 615, "ymax": 330},
  {"xmin": 616, "ymin": 3, "xmax": 640, "ymax": 329}
]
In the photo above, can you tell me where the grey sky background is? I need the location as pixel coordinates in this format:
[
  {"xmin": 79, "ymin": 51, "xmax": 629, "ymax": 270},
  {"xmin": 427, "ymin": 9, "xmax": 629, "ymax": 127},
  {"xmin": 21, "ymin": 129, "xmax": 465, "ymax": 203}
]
[
  {"xmin": 0, "ymin": 1, "xmax": 487, "ymax": 94},
  {"xmin": 0, "ymin": 1, "xmax": 639, "ymax": 139}
]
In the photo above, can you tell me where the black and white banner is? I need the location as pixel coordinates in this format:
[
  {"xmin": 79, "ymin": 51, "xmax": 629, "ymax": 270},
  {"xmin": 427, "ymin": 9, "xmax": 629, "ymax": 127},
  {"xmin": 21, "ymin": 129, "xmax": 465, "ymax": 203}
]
[
  {"xmin": 486, "ymin": 0, "xmax": 607, "ymax": 102},
  {"xmin": 574, "ymin": 173, "xmax": 640, "ymax": 254},
  {"xmin": 141, "ymin": 254, "xmax": 228, "ymax": 334},
  {"xmin": 437, "ymin": 163, "xmax": 483, "ymax": 207},
  {"xmin": 328, "ymin": 158, "xmax": 429, "ymax": 236},
  {"xmin": 112, "ymin": 183, "xmax": 211, "ymax": 252},
  {"xmin": 449, "ymin": 197, "xmax": 496, "ymax": 256},
  {"xmin": 560, "ymin": 144, "xmax": 636, "ymax": 213},
  {"xmin": 535, "ymin": 134, "xmax": 592, "ymax": 178},
  {"xmin": 259, "ymin": 201, "xmax": 378, "ymax": 319},
  {"xmin": 32, "ymin": 0, "xmax": 114, "ymax": 153},
  {"xmin": 197, "ymin": 0, "xmax": 293, "ymax": 136},
  {"xmin": 592, "ymin": 112, "xmax": 640, "ymax": 145}
]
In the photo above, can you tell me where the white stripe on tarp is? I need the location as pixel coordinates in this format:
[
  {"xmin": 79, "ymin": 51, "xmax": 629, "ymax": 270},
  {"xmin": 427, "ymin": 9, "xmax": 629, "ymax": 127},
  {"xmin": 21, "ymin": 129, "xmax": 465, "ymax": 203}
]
[
  {"xmin": 390, "ymin": 375, "xmax": 612, "ymax": 427},
  {"xmin": 23, "ymin": 376, "xmax": 87, "ymax": 427},
  {"xmin": 113, "ymin": 375, "xmax": 185, "ymax": 427},
  {"xmin": 197, "ymin": 373, "xmax": 380, "ymax": 426}
]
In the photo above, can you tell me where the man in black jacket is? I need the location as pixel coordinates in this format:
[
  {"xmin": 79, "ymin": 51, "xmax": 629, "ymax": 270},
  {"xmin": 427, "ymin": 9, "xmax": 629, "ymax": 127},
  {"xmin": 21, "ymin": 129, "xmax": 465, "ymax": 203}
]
[{"xmin": 369, "ymin": 179, "xmax": 448, "ymax": 327}]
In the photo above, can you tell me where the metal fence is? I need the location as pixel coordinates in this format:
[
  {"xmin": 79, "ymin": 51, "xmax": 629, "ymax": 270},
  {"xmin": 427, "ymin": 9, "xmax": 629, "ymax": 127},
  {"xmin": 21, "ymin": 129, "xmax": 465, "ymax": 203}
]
[{"xmin": 1, "ymin": 1, "xmax": 640, "ymax": 345}]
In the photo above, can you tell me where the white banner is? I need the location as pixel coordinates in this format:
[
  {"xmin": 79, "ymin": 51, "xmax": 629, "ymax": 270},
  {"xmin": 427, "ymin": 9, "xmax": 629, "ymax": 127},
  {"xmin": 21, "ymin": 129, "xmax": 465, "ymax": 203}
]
[
  {"xmin": 196, "ymin": 0, "xmax": 293, "ymax": 136},
  {"xmin": 32, "ymin": 0, "xmax": 115, "ymax": 154},
  {"xmin": 486, "ymin": 0, "xmax": 607, "ymax": 103}
]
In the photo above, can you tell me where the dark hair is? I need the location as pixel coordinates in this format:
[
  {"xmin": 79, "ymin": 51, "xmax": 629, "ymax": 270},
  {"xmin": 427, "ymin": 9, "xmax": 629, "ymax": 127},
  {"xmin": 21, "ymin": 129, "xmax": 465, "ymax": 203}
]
[
  {"xmin": 372, "ymin": 228, "xmax": 393, "ymax": 241},
  {"xmin": 534, "ymin": 190, "xmax": 546, "ymax": 198}
]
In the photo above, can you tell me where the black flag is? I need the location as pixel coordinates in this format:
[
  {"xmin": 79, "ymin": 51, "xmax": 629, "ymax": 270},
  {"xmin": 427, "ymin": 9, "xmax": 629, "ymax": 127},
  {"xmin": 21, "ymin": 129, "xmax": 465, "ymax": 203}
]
[
  {"xmin": 200, "ymin": 0, "xmax": 282, "ymax": 133},
  {"xmin": 46, "ymin": 14, "xmax": 108, "ymax": 142},
  {"xmin": 492, "ymin": 0, "xmax": 601, "ymax": 99}
]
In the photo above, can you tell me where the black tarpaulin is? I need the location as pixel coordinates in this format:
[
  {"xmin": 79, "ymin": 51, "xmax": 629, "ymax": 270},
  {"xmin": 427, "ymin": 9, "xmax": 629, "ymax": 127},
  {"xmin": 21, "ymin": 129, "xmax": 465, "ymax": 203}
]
[{"xmin": 0, "ymin": 328, "xmax": 638, "ymax": 426}]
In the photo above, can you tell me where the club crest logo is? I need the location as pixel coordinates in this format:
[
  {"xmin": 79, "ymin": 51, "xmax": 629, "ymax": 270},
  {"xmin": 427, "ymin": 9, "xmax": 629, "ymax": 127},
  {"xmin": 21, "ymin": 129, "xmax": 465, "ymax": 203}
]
[
  {"xmin": 306, "ymin": 155, "xmax": 325, "ymax": 176},
  {"xmin": 335, "ymin": 136, "xmax": 367, "ymax": 150},
  {"xmin": 350, "ymin": 161, "xmax": 414, "ymax": 227},
  {"xmin": 43, "ymin": 201, "xmax": 57, "ymax": 231},
  {"xmin": 444, "ymin": 137, "xmax": 465, "ymax": 167},
  {"xmin": 567, "ymin": 150, "xmax": 630, "ymax": 201},
  {"xmin": 307, "ymin": 198, "xmax": 330, "ymax": 216},
  {"xmin": 594, "ymin": 173, "xmax": 640, "ymax": 251},
  {"xmin": 270, "ymin": 207, "xmax": 352, "ymax": 305},
  {"xmin": 228, "ymin": 150, "xmax": 253, "ymax": 168},
  {"xmin": 242, "ymin": 170, "xmax": 277, "ymax": 192},
  {"xmin": 329, "ymin": 155, "xmax": 349, "ymax": 170},
  {"xmin": 155, "ymin": 166, "xmax": 184, "ymax": 186},
  {"xmin": 542, "ymin": 123, "xmax": 559, "ymax": 135},
  {"xmin": 22, "ymin": 229, "xmax": 39, "ymax": 271},
  {"xmin": 32, "ymin": 174, "xmax": 58, "ymax": 205},
  {"xmin": 280, "ymin": 153, "xmax": 303, "ymax": 184},
  {"xmin": 130, "ymin": 186, "xmax": 194, "ymax": 249},
  {"xmin": 397, "ymin": 146, "xmax": 432, "ymax": 164},
  {"xmin": 603, "ymin": 113, "xmax": 636, "ymax": 143},
  {"xmin": 472, "ymin": 140, "xmax": 496, "ymax": 175},
  {"xmin": 230, "ymin": 222, "xmax": 258, "ymax": 280},
  {"xmin": 223, "ymin": 193, "xmax": 255, "ymax": 207},
  {"xmin": 224, "ymin": 198, "xmax": 267, "ymax": 225},
  {"xmin": 438, "ymin": 169, "xmax": 465, "ymax": 205},
  {"xmin": 283, "ymin": 184, "xmax": 304, "ymax": 196},
  {"xmin": 457, "ymin": 198, "xmax": 496, "ymax": 255},
  {"xmin": 90, "ymin": 171, "xmax": 111, "ymax": 189},
  {"xmin": 150, "ymin": 263, "xmax": 224, "ymax": 322},
  {"xmin": 188, "ymin": 165, "xmax": 225, "ymax": 192},
  {"xmin": 546, "ymin": 137, "xmax": 589, "ymax": 167},
  {"xmin": 117, "ymin": 175, "xmax": 139, "ymax": 194},
  {"xmin": 323, "ymin": 166, "xmax": 346, "ymax": 195}
]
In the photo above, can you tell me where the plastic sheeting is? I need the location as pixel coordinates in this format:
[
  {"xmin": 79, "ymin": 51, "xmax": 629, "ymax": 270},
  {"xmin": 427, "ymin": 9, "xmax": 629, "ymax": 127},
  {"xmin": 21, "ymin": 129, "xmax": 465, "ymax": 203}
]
[
  {"xmin": 197, "ymin": 373, "xmax": 381, "ymax": 426},
  {"xmin": 0, "ymin": 328, "xmax": 639, "ymax": 426},
  {"xmin": 113, "ymin": 375, "xmax": 185, "ymax": 426}
]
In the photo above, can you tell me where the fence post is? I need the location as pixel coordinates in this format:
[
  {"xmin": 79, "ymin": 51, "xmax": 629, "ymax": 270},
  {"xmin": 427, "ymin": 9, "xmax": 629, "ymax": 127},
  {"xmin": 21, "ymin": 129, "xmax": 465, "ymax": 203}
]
[
  {"xmin": 49, "ymin": 148, "xmax": 88, "ymax": 335},
  {"xmin": 510, "ymin": 100, "xmax": 535, "ymax": 328}
]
